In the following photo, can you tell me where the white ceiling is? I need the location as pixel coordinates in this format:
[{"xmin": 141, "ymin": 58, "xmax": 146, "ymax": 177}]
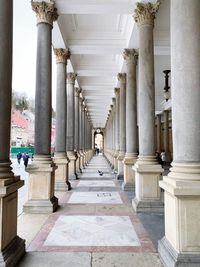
[{"xmin": 53, "ymin": 0, "xmax": 171, "ymax": 128}]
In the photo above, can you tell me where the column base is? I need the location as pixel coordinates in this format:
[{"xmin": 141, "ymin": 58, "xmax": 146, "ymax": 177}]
[
  {"xmin": 67, "ymin": 151, "xmax": 77, "ymax": 180},
  {"xmin": 23, "ymin": 196, "xmax": 58, "ymax": 214},
  {"xmin": 24, "ymin": 155, "xmax": 58, "ymax": 214},
  {"xmin": 122, "ymin": 154, "xmax": 137, "ymax": 191},
  {"xmin": 117, "ymin": 151, "xmax": 125, "ymax": 180},
  {"xmin": 133, "ymin": 156, "xmax": 163, "ymax": 213},
  {"xmin": 159, "ymin": 162, "xmax": 200, "ymax": 260},
  {"xmin": 158, "ymin": 237, "xmax": 200, "ymax": 267},
  {"xmin": 0, "ymin": 236, "xmax": 25, "ymax": 267},
  {"xmin": 53, "ymin": 154, "xmax": 71, "ymax": 191},
  {"xmin": 132, "ymin": 197, "xmax": 164, "ymax": 213},
  {"xmin": 122, "ymin": 182, "xmax": 135, "ymax": 191}
]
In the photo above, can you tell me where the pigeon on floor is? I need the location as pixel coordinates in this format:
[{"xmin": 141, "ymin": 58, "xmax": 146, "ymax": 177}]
[{"xmin": 98, "ymin": 170, "xmax": 103, "ymax": 176}]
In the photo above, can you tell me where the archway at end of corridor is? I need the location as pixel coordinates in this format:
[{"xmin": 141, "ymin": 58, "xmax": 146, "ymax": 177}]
[{"xmin": 94, "ymin": 129, "xmax": 104, "ymax": 156}]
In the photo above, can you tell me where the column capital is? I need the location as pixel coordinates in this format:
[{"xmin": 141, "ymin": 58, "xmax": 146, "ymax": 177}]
[
  {"xmin": 31, "ymin": 1, "xmax": 58, "ymax": 27},
  {"xmin": 133, "ymin": 2, "xmax": 160, "ymax": 27},
  {"xmin": 75, "ymin": 87, "xmax": 81, "ymax": 97},
  {"xmin": 54, "ymin": 48, "xmax": 70, "ymax": 64},
  {"xmin": 112, "ymin": 97, "xmax": 116, "ymax": 104},
  {"xmin": 114, "ymin": 87, "xmax": 120, "ymax": 95},
  {"xmin": 117, "ymin": 73, "xmax": 126, "ymax": 84},
  {"xmin": 123, "ymin": 49, "xmax": 138, "ymax": 64},
  {"xmin": 67, "ymin": 72, "xmax": 77, "ymax": 84}
]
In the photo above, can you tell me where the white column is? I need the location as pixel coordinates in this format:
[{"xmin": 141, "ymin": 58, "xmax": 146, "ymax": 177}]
[
  {"xmin": 24, "ymin": 1, "xmax": 58, "ymax": 213},
  {"xmin": 132, "ymin": 2, "xmax": 163, "ymax": 212},
  {"xmin": 75, "ymin": 87, "xmax": 81, "ymax": 174},
  {"xmin": 122, "ymin": 49, "xmax": 138, "ymax": 191},
  {"xmin": 117, "ymin": 73, "xmax": 126, "ymax": 179},
  {"xmin": 156, "ymin": 114, "xmax": 161, "ymax": 153},
  {"xmin": 0, "ymin": 1, "xmax": 25, "ymax": 264},
  {"xmin": 53, "ymin": 48, "xmax": 71, "ymax": 191},
  {"xmin": 159, "ymin": 1, "xmax": 200, "ymax": 266},
  {"xmin": 113, "ymin": 88, "xmax": 120, "ymax": 171}
]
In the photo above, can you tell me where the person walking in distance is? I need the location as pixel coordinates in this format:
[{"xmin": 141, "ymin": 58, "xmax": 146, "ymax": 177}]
[
  {"xmin": 17, "ymin": 152, "xmax": 22, "ymax": 165},
  {"xmin": 22, "ymin": 152, "xmax": 29, "ymax": 168}
]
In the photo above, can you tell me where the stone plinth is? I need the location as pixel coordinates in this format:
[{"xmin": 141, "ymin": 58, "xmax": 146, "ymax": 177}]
[
  {"xmin": 132, "ymin": 156, "xmax": 163, "ymax": 212},
  {"xmin": 67, "ymin": 151, "xmax": 77, "ymax": 180},
  {"xmin": 0, "ymin": 174, "xmax": 25, "ymax": 266},
  {"xmin": 122, "ymin": 154, "xmax": 137, "ymax": 191},
  {"xmin": 23, "ymin": 156, "xmax": 58, "ymax": 213},
  {"xmin": 117, "ymin": 152, "xmax": 125, "ymax": 179},
  {"xmin": 53, "ymin": 153, "xmax": 71, "ymax": 191},
  {"xmin": 159, "ymin": 163, "xmax": 200, "ymax": 267}
]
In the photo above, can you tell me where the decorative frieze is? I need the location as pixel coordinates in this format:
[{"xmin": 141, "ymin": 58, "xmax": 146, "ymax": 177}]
[
  {"xmin": 31, "ymin": 1, "xmax": 58, "ymax": 26},
  {"xmin": 54, "ymin": 48, "xmax": 70, "ymax": 64},
  {"xmin": 133, "ymin": 2, "xmax": 160, "ymax": 26}
]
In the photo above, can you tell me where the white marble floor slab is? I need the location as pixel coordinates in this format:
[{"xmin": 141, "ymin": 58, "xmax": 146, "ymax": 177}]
[
  {"xmin": 78, "ymin": 181, "xmax": 115, "ymax": 187},
  {"xmin": 44, "ymin": 215, "xmax": 140, "ymax": 247},
  {"xmin": 68, "ymin": 192, "xmax": 122, "ymax": 204}
]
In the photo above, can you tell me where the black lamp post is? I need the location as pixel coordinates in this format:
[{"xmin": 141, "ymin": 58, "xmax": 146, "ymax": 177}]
[{"xmin": 163, "ymin": 70, "xmax": 171, "ymax": 101}]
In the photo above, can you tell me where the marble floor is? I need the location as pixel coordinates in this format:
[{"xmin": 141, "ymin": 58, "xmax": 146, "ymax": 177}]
[{"xmin": 17, "ymin": 155, "xmax": 164, "ymax": 267}]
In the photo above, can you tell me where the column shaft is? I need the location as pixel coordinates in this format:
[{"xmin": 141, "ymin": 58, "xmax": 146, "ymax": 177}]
[
  {"xmin": 122, "ymin": 49, "xmax": 138, "ymax": 190},
  {"xmin": 24, "ymin": 1, "xmax": 58, "ymax": 213},
  {"xmin": 53, "ymin": 48, "xmax": 70, "ymax": 191},
  {"xmin": 159, "ymin": 1, "xmax": 200, "ymax": 266},
  {"xmin": 66, "ymin": 73, "xmax": 77, "ymax": 179},
  {"xmin": 117, "ymin": 73, "xmax": 126, "ymax": 179},
  {"xmin": 132, "ymin": 2, "xmax": 163, "ymax": 212},
  {"xmin": 0, "ymin": 1, "xmax": 25, "ymax": 264}
]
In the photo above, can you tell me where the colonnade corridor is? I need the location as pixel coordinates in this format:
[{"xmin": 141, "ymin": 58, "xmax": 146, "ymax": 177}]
[{"xmin": 17, "ymin": 154, "xmax": 163, "ymax": 267}]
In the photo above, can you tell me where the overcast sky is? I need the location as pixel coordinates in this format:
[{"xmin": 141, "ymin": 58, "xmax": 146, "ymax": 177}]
[{"xmin": 13, "ymin": 0, "xmax": 56, "ymax": 108}]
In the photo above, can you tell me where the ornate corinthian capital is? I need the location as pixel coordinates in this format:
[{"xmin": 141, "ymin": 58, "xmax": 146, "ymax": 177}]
[
  {"xmin": 123, "ymin": 49, "xmax": 138, "ymax": 64},
  {"xmin": 75, "ymin": 87, "xmax": 81, "ymax": 97},
  {"xmin": 67, "ymin": 73, "xmax": 77, "ymax": 84},
  {"xmin": 117, "ymin": 73, "xmax": 126, "ymax": 84},
  {"xmin": 114, "ymin": 87, "xmax": 120, "ymax": 95},
  {"xmin": 54, "ymin": 48, "xmax": 70, "ymax": 64},
  {"xmin": 133, "ymin": 2, "xmax": 160, "ymax": 26},
  {"xmin": 31, "ymin": 1, "xmax": 58, "ymax": 26}
]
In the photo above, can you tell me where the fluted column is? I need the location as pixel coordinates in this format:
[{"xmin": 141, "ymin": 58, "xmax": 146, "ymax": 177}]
[
  {"xmin": 53, "ymin": 48, "xmax": 71, "ymax": 191},
  {"xmin": 75, "ymin": 87, "xmax": 81, "ymax": 174},
  {"xmin": 66, "ymin": 73, "xmax": 77, "ymax": 179},
  {"xmin": 113, "ymin": 88, "xmax": 120, "ymax": 171},
  {"xmin": 132, "ymin": 2, "xmax": 163, "ymax": 212},
  {"xmin": 117, "ymin": 73, "xmax": 126, "ymax": 179},
  {"xmin": 24, "ymin": 1, "xmax": 58, "ymax": 213},
  {"xmin": 122, "ymin": 49, "xmax": 138, "ymax": 191},
  {"xmin": 159, "ymin": 1, "xmax": 200, "ymax": 265},
  {"xmin": 0, "ymin": 1, "xmax": 25, "ymax": 264},
  {"xmin": 156, "ymin": 114, "xmax": 161, "ymax": 153}
]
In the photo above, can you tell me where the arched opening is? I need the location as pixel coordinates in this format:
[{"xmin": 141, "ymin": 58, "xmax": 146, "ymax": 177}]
[{"xmin": 94, "ymin": 130, "xmax": 104, "ymax": 155}]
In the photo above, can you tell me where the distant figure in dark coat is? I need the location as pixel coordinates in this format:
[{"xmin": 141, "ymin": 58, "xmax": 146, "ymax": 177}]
[
  {"xmin": 22, "ymin": 152, "xmax": 29, "ymax": 168},
  {"xmin": 17, "ymin": 152, "xmax": 22, "ymax": 165}
]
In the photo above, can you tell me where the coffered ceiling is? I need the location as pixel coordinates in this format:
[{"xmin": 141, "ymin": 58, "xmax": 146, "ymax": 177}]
[{"xmin": 53, "ymin": 0, "xmax": 170, "ymax": 128}]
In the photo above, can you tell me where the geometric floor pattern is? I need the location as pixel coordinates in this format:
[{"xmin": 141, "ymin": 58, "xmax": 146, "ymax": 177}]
[
  {"xmin": 44, "ymin": 215, "xmax": 141, "ymax": 247},
  {"xmin": 18, "ymin": 155, "xmax": 164, "ymax": 266}
]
